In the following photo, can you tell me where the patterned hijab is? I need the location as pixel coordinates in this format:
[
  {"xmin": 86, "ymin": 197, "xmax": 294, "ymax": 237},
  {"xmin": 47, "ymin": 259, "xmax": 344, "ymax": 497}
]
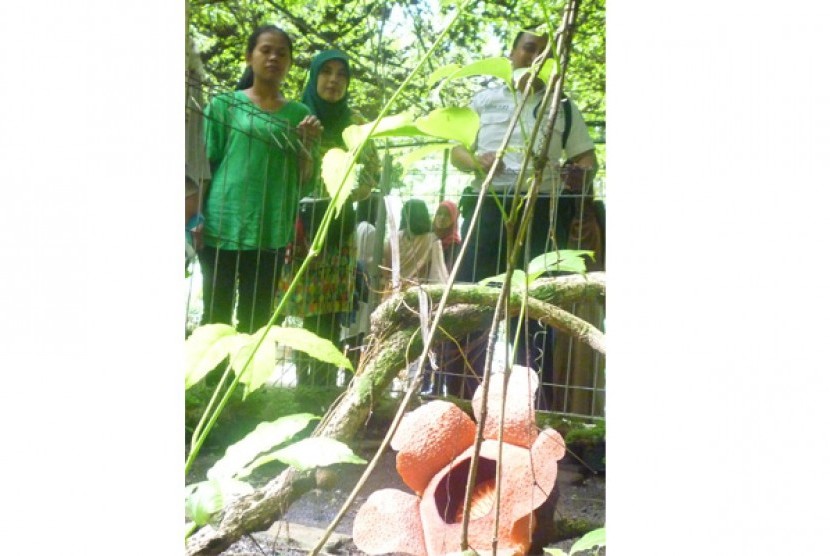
[{"xmin": 301, "ymin": 49, "xmax": 352, "ymax": 149}]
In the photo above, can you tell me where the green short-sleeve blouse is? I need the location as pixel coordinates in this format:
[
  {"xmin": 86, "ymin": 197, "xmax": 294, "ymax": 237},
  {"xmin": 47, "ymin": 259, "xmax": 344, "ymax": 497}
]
[{"xmin": 203, "ymin": 91, "xmax": 312, "ymax": 250}]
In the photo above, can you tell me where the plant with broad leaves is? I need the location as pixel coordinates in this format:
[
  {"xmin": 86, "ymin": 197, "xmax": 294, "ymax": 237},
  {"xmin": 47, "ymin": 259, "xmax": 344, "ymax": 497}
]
[
  {"xmin": 185, "ymin": 413, "xmax": 366, "ymax": 537},
  {"xmin": 185, "ymin": 323, "xmax": 353, "ymax": 397},
  {"xmin": 184, "ymin": 322, "xmax": 354, "ymax": 482}
]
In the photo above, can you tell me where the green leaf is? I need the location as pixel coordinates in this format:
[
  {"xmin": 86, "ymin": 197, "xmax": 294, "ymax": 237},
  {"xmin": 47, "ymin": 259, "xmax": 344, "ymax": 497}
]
[
  {"xmin": 478, "ymin": 269, "xmax": 529, "ymax": 292},
  {"xmin": 415, "ymin": 107, "xmax": 479, "ymax": 151},
  {"xmin": 343, "ymin": 108, "xmax": 478, "ymax": 150},
  {"xmin": 264, "ymin": 326, "xmax": 353, "ymax": 372},
  {"xmin": 569, "ymin": 527, "xmax": 606, "ymax": 554},
  {"xmin": 231, "ymin": 333, "xmax": 277, "ymax": 399},
  {"xmin": 342, "ymin": 112, "xmax": 415, "ymax": 151},
  {"xmin": 185, "ymin": 481, "xmax": 221, "ymax": 526},
  {"xmin": 369, "ymin": 124, "xmax": 426, "ymax": 140},
  {"xmin": 537, "ymin": 58, "xmax": 557, "ymax": 86},
  {"xmin": 542, "ymin": 549, "xmax": 566, "ymax": 556},
  {"xmin": 185, "ymin": 324, "xmax": 238, "ymax": 389},
  {"xmin": 527, "ymin": 250, "xmax": 595, "ymax": 279},
  {"xmin": 243, "ymin": 437, "xmax": 366, "ymax": 474},
  {"xmin": 184, "ymin": 479, "xmax": 252, "ymax": 526},
  {"xmin": 438, "ymin": 57, "xmax": 513, "ymax": 91},
  {"xmin": 426, "ymin": 63, "xmax": 461, "ymax": 87},
  {"xmin": 320, "ymin": 148, "xmax": 356, "ymax": 217},
  {"xmin": 206, "ymin": 413, "xmax": 320, "ymax": 481}
]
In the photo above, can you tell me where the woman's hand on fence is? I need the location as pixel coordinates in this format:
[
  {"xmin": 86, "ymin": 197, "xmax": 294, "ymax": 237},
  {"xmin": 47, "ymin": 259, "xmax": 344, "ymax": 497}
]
[{"xmin": 298, "ymin": 115, "xmax": 323, "ymax": 143}]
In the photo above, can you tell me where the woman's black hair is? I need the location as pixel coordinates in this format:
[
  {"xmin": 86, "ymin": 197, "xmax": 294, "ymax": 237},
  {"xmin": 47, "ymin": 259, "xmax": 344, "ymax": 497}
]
[
  {"xmin": 236, "ymin": 66, "xmax": 254, "ymax": 90},
  {"xmin": 236, "ymin": 25, "xmax": 293, "ymax": 90},
  {"xmin": 400, "ymin": 199, "xmax": 431, "ymax": 236},
  {"xmin": 247, "ymin": 24, "xmax": 293, "ymax": 57}
]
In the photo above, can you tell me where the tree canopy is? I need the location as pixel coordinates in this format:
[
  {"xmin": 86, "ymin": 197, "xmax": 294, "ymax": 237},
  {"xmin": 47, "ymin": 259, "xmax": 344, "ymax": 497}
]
[{"xmin": 187, "ymin": 0, "xmax": 605, "ymax": 127}]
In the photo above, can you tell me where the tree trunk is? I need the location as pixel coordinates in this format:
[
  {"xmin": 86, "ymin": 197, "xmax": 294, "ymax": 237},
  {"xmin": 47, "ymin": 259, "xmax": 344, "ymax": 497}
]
[{"xmin": 185, "ymin": 272, "xmax": 605, "ymax": 556}]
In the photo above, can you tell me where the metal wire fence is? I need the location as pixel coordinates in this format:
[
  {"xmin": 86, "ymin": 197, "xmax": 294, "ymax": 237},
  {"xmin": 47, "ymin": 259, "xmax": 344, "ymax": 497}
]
[{"xmin": 185, "ymin": 76, "xmax": 605, "ymax": 420}]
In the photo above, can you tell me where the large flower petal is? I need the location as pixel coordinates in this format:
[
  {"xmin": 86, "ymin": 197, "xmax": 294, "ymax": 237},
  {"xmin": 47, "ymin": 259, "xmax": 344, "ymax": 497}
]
[
  {"xmin": 392, "ymin": 400, "xmax": 476, "ymax": 494},
  {"xmin": 418, "ymin": 439, "xmax": 552, "ymax": 555},
  {"xmin": 472, "ymin": 366, "xmax": 539, "ymax": 447},
  {"xmin": 353, "ymin": 488, "xmax": 427, "ymax": 555}
]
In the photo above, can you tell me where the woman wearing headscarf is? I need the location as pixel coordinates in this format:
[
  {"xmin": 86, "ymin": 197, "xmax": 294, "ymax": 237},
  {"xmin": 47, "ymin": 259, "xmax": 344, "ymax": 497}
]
[
  {"xmin": 432, "ymin": 200, "xmax": 461, "ymax": 271},
  {"xmin": 277, "ymin": 49, "xmax": 379, "ymax": 387}
]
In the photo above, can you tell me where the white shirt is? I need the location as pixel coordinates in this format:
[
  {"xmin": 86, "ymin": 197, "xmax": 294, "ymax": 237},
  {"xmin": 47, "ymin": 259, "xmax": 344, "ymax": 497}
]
[{"xmin": 471, "ymin": 84, "xmax": 594, "ymax": 193}]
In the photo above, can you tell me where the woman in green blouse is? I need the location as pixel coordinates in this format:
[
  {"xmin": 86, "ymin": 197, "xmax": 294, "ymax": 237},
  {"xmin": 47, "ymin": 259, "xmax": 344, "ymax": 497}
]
[{"xmin": 199, "ymin": 25, "xmax": 321, "ymax": 333}]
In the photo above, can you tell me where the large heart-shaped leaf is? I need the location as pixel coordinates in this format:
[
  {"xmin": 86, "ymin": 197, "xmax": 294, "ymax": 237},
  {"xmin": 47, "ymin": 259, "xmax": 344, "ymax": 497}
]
[
  {"xmin": 368, "ymin": 124, "xmax": 425, "ymax": 140},
  {"xmin": 426, "ymin": 63, "xmax": 461, "ymax": 87},
  {"xmin": 264, "ymin": 326, "xmax": 353, "ymax": 372},
  {"xmin": 239, "ymin": 437, "xmax": 366, "ymax": 476},
  {"xmin": 343, "ymin": 108, "xmax": 478, "ymax": 151},
  {"xmin": 342, "ymin": 113, "xmax": 415, "ymax": 150},
  {"xmin": 320, "ymin": 148, "xmax": 357, "ymax": 216},
  {"xmin": 437, "ymin": 57, "xmax": 513, "ymax": 92},
  {"xmin": 415, "ymin": 107, "xmax": 479, "ymax": 151},
  {"xmin": 185, "ymin": 324, "xmax": 238, "ymax": 389},
  {"xmin": 206, "ymin": 413, "xmax": 320, "ymax": 481}
]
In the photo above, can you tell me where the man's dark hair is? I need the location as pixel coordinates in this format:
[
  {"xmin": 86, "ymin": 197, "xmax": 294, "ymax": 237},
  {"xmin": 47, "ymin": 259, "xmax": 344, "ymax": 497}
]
[{"xmin": 511, "ymin": 23, "xmax": 547, "ymax": 51}]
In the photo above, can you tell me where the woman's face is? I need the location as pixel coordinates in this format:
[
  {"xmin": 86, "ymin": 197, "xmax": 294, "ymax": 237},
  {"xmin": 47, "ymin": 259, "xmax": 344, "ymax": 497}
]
[
  {"xmin": 433, "ymin": 206, "xmax": 452, "ymax": 230},
  {"xmin": 247, "ymin": 31, "xmax": 292, "ymax": 84},
  {"xmin": 316, "ymin": 59, "xmax": 349, "ymax": 102}
]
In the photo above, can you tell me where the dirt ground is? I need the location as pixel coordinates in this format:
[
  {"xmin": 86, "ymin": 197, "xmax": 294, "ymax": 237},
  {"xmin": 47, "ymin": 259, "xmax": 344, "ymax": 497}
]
[{"xmin": 209, "ymin": 435, "xmax": 605, "ymax": 556}]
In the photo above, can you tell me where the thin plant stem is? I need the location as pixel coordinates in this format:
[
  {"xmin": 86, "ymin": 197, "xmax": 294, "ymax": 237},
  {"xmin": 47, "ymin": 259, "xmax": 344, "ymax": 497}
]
[
  {"xmin": 489, "ymin": 3, "xmax": 583, "ymax": 552},
  {"xmin": 305, "ymin": 3, "xmax": 473, "ymax": 552}
]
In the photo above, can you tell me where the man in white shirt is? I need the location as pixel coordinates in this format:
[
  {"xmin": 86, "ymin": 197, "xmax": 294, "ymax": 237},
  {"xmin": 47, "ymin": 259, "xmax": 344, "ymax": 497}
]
[
  {"xmin": 446, "ymin": 27, "xmax": 599, "ymax": 410},
  {"xmin": 451, "ymin": 27, "xmax": 596, "ymax": 282}
]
